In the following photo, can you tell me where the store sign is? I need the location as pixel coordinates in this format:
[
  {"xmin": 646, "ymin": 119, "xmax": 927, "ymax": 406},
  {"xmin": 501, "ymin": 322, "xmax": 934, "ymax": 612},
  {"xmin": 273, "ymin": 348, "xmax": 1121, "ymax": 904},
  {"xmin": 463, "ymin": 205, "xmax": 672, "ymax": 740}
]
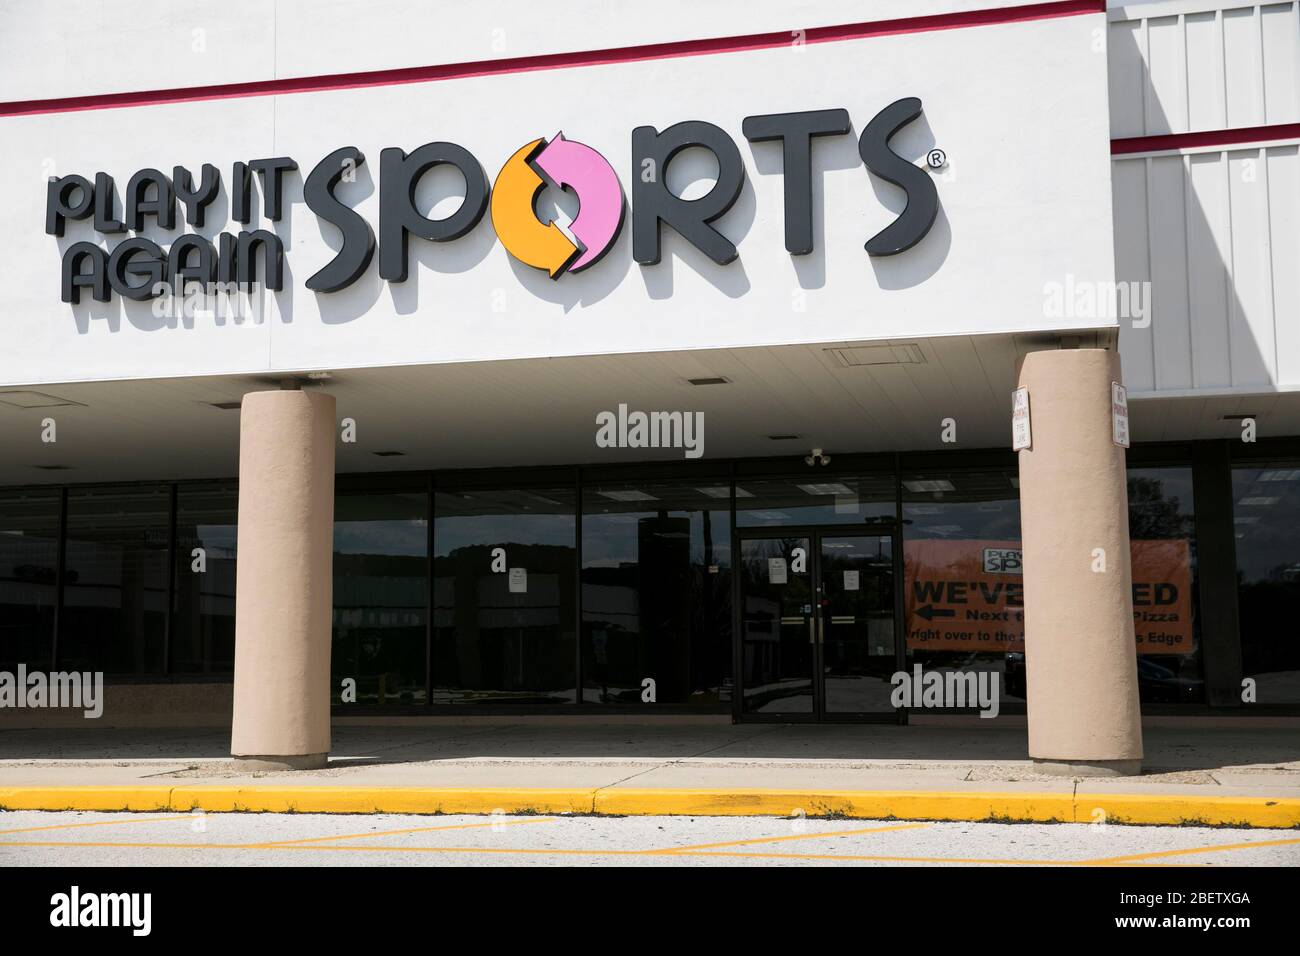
[
  {"xmin": 46, "ymin": 99, "xmax": 939, "ymax": 303},
  {"xmin": 903, "ymin": 538, "xmax": 1194, "ymax": 654}
]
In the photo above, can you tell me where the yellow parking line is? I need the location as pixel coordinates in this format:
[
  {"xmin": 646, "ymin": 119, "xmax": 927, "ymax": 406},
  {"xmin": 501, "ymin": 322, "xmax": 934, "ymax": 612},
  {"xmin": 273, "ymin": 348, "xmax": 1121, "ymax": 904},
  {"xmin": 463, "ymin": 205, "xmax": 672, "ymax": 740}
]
[
  {"xmin": 3, "ymin": 825, "xmax": 1297, "ymax": 867},
  {"xmin": 251, "ymin": 817, "xmax": 555, "ymax": 847},
  {"xmin": 0, "ymin": 840, "xmax": 649, "ymax": 856},
  {"xmin": 0, "ymin": 838, "xmax": 1081, "ymax": 865},
  {"xmin": 678, "ymin": 850, "xmax": 1067, "ymax": 865},
  {"xmin": 651, "ymin": 822, "xmax": 930, "ymax": 854},
  {"xmin": 0, "ymin": 814, "xmax": 193, "ymax": 837},
  {"xmin": 1080, "ymin": 836, "xmax": 1300, "ymax": 866}
]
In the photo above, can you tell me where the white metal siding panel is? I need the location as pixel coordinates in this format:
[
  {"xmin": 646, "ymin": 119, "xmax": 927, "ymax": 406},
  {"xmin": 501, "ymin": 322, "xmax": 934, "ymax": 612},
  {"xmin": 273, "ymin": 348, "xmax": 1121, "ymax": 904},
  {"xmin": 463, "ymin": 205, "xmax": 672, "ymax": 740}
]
[
  {"xmin": 1262, "ymin": 3, "xmax": 1300, "ymax": 123},
  {"xmin": 1266, "ymin": 146, "xmax": 1300, "ymax": 383},
  {"xmin": 1110, "ymin": 17, "xmax": 1148, "ymax": 137},
  {"xmin": 1116, "ymin": 143, "xmax": 1299, "ymax": 394},
  {"xmin": 1227, "ymin": 149, "xmax": 1278, "ymax": 384},
  {"xmin": 1186, "ymin": 153, "xmax": 1235, "ymax": 387},
  {"xmin": 1109, "ymin": 1, "xmax": 1300, "ymax": 137},
  {"xmin": 1146, "ymin": 16, "xmax": 1189, "ymax": 133},
  {"xmin": 1115, "ymin": 159, "xmax": 1157, "ymax": 389},
  {"xmin": 1185, "ymin": 11, "xmax": 1227, "ymax": 130},
  {"xmin": 1149, "ymin": 155, "xmax": 1195, "ymax": 388},
  {"xmin": 1223, "ymin": 7, "xmax": 1267, "ymax": 127}
]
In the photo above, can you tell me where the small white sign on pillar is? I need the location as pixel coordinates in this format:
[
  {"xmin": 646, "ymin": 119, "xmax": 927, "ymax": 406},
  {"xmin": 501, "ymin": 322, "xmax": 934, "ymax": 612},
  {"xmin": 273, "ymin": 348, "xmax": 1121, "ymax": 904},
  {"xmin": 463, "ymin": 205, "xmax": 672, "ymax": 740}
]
[
  {"xmin": 1011, "ymin": 387, "xmax": 1032, "ymax": 451},
  {"xmin": 1111, "ymin": 382, "xmax": 1130, "ymax": 448}
]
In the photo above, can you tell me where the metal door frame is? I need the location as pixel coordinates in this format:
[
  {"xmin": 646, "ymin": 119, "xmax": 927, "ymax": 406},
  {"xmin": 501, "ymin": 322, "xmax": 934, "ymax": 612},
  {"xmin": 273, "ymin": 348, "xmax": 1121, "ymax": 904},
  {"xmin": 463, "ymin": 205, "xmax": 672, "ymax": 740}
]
[{"xmin": 734, "ymin": 524, "xmax": 905, "ymax": 724}]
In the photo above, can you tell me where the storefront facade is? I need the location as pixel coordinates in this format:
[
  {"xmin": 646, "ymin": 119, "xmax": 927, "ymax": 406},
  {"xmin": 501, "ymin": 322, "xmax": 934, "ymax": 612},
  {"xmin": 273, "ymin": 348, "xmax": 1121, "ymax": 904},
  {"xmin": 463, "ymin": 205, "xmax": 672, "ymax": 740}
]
[{"xmin": 1, "ymin": 1, "xmax": 1298, "ymax": 769}]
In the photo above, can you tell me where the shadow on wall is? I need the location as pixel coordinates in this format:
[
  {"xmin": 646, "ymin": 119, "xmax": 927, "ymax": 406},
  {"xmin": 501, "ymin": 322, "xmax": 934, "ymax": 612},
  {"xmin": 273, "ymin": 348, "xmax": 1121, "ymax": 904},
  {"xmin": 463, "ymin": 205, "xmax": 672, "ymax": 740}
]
[{"xmin": 1110, "ymin": 21, "xmax": 1280, "ymax": 401}]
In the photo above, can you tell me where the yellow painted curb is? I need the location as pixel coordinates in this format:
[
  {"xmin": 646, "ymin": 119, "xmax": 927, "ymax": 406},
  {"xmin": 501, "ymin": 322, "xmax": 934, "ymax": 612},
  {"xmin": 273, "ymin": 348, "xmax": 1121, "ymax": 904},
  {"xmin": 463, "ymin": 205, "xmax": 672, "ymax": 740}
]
[
  {"xmin": 1076, "ymin": 792, "xmax": 1300, "ymax": 829},
  {"xmin": 0, "ymin": 787, "xmax": 173, "ymax": 812},
  {"xmin": 593, "ymin": 788, "xmax": 1080, "ymax": 824},
  {"xmin": 168, "ymin": 786, "xmax": 593, "ymax": 816},
  {"xmin": 0, "ymin": 786, "xmax": 1296, "ymax": 829}
]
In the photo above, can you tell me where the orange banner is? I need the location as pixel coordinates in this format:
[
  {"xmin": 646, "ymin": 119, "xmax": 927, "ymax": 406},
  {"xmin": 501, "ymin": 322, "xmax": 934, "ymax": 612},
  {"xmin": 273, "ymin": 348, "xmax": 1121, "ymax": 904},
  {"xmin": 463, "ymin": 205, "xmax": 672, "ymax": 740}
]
[{"xmin": 903, "ymin": 538, "xmax": 1193, "ymax": 654}]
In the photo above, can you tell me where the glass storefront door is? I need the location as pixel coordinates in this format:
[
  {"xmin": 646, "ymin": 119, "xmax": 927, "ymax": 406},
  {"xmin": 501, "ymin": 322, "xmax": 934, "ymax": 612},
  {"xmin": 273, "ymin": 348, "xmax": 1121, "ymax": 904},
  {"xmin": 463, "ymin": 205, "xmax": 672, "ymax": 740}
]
[{"xmin": 738, "ymin": 530, "xmax": 899, "ymax": 720}]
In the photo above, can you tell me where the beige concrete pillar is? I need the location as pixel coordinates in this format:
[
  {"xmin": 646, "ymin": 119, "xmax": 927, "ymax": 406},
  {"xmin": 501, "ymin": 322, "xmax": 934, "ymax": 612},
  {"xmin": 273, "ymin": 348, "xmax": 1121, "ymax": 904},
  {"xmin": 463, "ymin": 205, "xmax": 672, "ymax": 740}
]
[
  {"xmin": 1016, "ymin": 348, "xmax": 1143, "ymax": 776},
  {"xmin": 230, "ymin": 388, "xmax": 336, "ymax": 770}
]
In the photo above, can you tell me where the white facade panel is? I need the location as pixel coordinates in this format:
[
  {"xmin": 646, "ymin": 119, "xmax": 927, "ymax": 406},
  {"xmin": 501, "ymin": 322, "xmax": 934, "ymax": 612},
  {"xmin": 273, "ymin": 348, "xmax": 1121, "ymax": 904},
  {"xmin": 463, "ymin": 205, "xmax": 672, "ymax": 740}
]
[
  {"xmin": 1116, "ymin": 143, "xmax": 1300, "ymax": 394},
  {"xmin": 1108, "ymin": 1, "xmax": 1300, "ymax": 137},
  {"xmin": 0, "ymin": 0, "xmax": 1062, "ymax": 103},
  {"xmin": 1, "ymin": 8, "xmax": 1116, "ymax": 388}
]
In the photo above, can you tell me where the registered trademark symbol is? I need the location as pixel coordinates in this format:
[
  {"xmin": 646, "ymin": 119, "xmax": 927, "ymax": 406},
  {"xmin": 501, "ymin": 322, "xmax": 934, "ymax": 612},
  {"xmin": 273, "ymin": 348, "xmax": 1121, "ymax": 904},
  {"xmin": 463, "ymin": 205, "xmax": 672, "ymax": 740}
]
[{"xmin": 926, "ymin": 148, "xmax": 947, "ymax": 169}]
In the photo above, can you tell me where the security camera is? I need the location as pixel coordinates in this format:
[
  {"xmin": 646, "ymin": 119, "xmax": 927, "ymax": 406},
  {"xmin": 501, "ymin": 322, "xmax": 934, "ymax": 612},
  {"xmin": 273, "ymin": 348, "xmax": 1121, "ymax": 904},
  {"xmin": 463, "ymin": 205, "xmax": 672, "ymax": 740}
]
[{"xmin": 805, "ymin": 448, "xmax": 831, "ymax": 467}]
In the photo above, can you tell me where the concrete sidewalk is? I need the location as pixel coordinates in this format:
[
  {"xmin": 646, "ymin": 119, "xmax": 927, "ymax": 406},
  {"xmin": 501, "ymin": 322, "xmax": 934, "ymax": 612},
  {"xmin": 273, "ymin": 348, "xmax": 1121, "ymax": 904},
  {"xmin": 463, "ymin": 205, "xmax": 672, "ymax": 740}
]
[{"xmin": 2, "ymin": 721, "xmax": 1298, "ymax": 827}]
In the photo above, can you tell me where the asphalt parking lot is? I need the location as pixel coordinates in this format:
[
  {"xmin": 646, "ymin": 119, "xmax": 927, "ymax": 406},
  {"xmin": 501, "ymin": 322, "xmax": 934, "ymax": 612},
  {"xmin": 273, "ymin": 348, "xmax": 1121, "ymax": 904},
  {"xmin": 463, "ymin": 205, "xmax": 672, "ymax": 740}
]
[{"xmin": 1, "ymin": 810, "xmax": 1298, "ymax": 867}]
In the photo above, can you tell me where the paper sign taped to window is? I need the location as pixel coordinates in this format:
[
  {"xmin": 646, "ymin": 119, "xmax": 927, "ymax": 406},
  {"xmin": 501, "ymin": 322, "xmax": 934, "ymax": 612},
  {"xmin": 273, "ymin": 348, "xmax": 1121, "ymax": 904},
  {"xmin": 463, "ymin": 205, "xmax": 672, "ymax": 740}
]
[
  {"xmin": 767, "ymin": 557, "xmax": 787, "ymax": 584},
  {"xmin": 508, "ymin": 567, "xmax": 527, "ymax": 593},
  {"xmin": 843, "ymin": 570, "xmax": 860, "ymax": 591}
]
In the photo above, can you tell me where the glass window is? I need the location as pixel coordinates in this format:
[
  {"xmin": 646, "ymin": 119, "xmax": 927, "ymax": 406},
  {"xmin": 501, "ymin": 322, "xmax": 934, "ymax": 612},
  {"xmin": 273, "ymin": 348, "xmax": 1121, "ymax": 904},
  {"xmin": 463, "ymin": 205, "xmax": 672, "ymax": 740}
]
[
  {"xmin": 0, "ymin": 489, "xmax": 60, "ymax": 672},
  {"xmin": 172, "ymin": 483, "xmax": 237, "ymax": 675},
  {"xmin": 582, "ymin": 480, "xmax": 731, "ymax": 708},
  {"xmin": 1127, "ymin": 467, "xmax": 1202, "ymax": 703},
  {"xmin": 61, "ymin": 485, "xmax": 170, "ymax": 674},
  {"xmin": 902, "ymin": 471, "xmax": 1023, "ymax": 705},
  {"xmin": 332, "ymin": 491, "xmax": 428, "ymax": 705},
  {"xmin": 1232, "ymin": 463, "xmax": 1300, "ymax": 703},
  {"xmin": 433, "ymin": 486, "xmax": 576, "ymax": 705},
  {"xmin": 736, "ymin": 474, "xmax": 895, "ymax": 526}
]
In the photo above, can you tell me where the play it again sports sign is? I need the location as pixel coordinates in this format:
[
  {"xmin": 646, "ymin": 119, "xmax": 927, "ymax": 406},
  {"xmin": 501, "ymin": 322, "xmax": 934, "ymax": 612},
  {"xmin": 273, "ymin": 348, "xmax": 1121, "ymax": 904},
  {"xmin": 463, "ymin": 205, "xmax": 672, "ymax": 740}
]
[{"xmin": 47, "ymin": 99, "xmax": 940, "ymax": 304}]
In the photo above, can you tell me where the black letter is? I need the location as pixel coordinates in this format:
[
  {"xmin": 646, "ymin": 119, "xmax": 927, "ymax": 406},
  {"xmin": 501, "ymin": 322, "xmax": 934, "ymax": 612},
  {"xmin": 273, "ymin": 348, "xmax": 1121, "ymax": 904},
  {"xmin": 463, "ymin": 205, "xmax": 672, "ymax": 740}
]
[
  {"xmin": 632, "ymin": 121, "xmax": 745, "ymax": 266},
  {"xmin": 231, "ymin": 162, "xmax": 252, "ymax": 224},
  {"xmin": 46, "ymin": 175, "xmax": 94, "ymax": 237},
  {"xmin": 168, "ymin": 234, "xmax": 217, "ymax": 289},
  {"xmin": 742, "ymin": 109, "xmax": 849, "ymax": 255},
  {"xmin": 61, "ymin": 242, "xmax": 109, "ymax": 303},
  {"xmin": 304, "ymin": 147, "xmax": 375, "ymax": 292},
  {"xmin": 219, "ymin": 230, "xmax": 284, "ymax": 290},
  {"xmin": 107, "ymin": 237, "xmax": 165, "ymax": 300},
  {"xmin": 379, "ymin": 143, "xmax": 488, "ymax": 282},
  {"xmin": 173, "ymin": 164, "xmax": 220, "ymax": 228},
  {"xmin": 248, "ymin": 157, "xmax": 298, "ymax": 221},
  {"xmin": 858, "ymin": 97, "xmax": 938, "ymax": 256},
  {"xmin": 93, "ymin": 173, "xmax": 126, "ymax": 233},
  {"xmin": 125, "ymin": 168, "xmax": 176, "ymax": 232}
]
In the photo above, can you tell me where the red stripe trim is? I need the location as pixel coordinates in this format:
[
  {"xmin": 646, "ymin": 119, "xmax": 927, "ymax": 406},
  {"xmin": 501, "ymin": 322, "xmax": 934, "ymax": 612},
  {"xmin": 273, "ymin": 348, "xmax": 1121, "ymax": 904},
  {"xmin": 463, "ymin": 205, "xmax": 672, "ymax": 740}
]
[
  {"xmin": 0, "ymin": 1, "xmax": 1102, "ymax": 118},
  {"xmin": 1111, "ymin": 123, "xmax": 1300, "ymax": 154}
]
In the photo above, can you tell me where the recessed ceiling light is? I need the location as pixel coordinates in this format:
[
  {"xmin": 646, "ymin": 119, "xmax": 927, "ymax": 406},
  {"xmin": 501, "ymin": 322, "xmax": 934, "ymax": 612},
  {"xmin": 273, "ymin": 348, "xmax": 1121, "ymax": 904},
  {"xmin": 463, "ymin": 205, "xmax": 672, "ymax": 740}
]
[
  {"xmin": 0, "ymin": 390, "xmax": 84, "ymax": 409},
  {"xmin": 904, "ymin": 479, "xmax": 956, "ymax": 493},
  {"xmin": 210, "ymin": 401, "xmax": 242, "ymax": 410},
  {"xmin": 825, "ymin": 344, "xmax": 925, "ymax": 367},
  {"xmin": 796, "ymin": 482, "xmax": 854, "ymax": 496},
  {"xmin": 693, "ymin": 486, "xmax": 753, "ymax": 499},
  {"xmin": 686, "ymin": 376, "xmax": 731, "ymax": 386},
  {"xmin": 695, "ymin": 486, "xmax": 730, "ymax": 499},
  {"xmin": 597, "ymin": 489, "xmax": 658, "ymax": 502}
]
